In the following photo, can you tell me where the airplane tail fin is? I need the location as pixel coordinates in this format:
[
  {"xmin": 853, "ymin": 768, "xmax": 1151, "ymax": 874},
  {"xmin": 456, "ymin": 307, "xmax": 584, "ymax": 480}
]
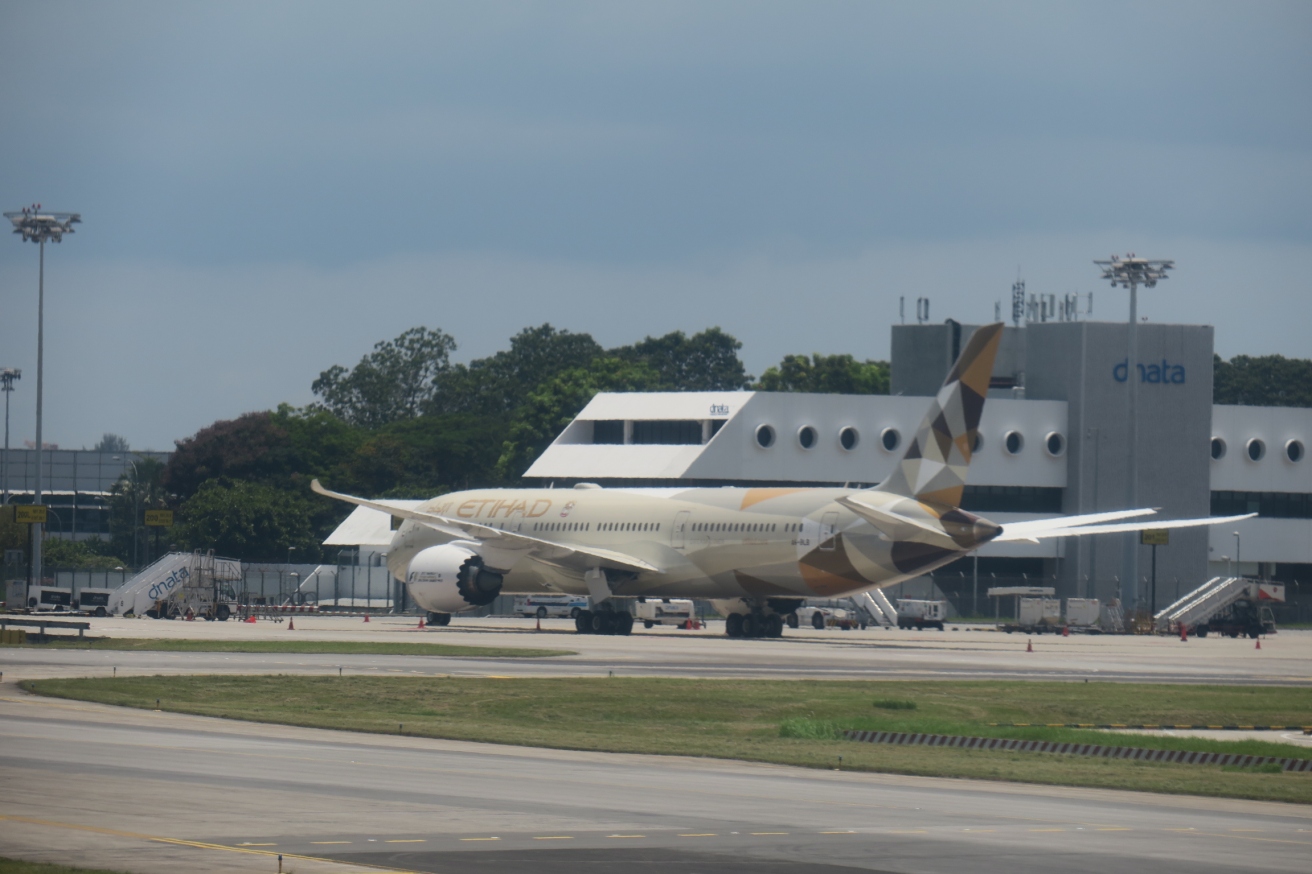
[{"xmin": 873, "ymin": 322, "xmax": 1004, "ymax": 508}]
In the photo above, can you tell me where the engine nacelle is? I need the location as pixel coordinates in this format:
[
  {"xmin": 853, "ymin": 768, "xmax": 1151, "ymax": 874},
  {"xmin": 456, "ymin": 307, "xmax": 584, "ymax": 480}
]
[{"xmin": 404, "ymin": 543, "xmax": 504, "ymax": 614}]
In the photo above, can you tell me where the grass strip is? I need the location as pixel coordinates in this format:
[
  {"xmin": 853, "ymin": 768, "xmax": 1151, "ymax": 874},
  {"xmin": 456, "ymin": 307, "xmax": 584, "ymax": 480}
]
[
  {"xmin": 1, "ymin": 638, "xmax": 572, "ymax": 658},
  {"xmin": 24, "ymin": 675, "xmax": 1312, "ymax": 804},
  {"xmin": 0, "ymin": 859, "xmax": 130, "ymax": 874}
]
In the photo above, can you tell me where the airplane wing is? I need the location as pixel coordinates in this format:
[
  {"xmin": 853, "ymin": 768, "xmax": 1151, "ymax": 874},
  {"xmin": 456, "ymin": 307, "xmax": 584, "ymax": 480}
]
[
  {"xmin": 994, "ymin": 510, "xmax": 1256, "ymax": 543},
  {"xmin": 311, "ymin": 480, "xmax": 663, "ymax": 575}
]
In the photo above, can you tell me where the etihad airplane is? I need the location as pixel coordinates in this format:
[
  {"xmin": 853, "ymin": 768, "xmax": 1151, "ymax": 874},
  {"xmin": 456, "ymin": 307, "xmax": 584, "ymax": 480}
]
[{"xmin": 313, "ymin": 323, "xmax": 1254, "ymax": 637}]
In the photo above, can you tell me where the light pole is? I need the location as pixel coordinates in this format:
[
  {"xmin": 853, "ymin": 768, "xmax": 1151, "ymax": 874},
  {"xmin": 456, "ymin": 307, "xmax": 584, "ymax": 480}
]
[
  {"xmin": 1094, "ymin": 253, "xmax": 1173, "ymax": 614},
  {"xmin": 112, "ymin": 455, "xmax": 142, "ymax": 567},
  {"xmin": 1, "ymin": 368, "xmax": 19, "ymax": 505},
  {"xmin": 6, "ymin": 205, "xmax": 80, "ymax": 588}
]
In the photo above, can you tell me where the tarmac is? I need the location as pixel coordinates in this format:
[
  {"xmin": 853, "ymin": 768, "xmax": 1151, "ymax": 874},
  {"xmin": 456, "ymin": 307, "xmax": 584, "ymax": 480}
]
[{"xmin": 1, "ymin": 615, "xmax": 1309, "ymax": 873}]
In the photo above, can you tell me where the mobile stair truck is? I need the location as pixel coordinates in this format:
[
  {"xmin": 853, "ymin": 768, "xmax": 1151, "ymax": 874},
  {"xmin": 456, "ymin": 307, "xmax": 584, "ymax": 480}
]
[
  {"xmin": 112, "ymin": 551, "xmax": 243, "ymax": 620},
  {"xmin": 1155, "ymin": 577, "xmax": 1283, "ymax": 638}
]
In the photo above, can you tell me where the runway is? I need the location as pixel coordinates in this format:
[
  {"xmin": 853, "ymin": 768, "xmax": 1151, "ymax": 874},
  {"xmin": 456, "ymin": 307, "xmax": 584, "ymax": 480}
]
[
  {"xmin": 1, "ymin": 684, "xmax": 1309, "ymax": 874},
  {"xmin": 3, "ymin": 615, "xmax": 1311, "ymax": 686}
]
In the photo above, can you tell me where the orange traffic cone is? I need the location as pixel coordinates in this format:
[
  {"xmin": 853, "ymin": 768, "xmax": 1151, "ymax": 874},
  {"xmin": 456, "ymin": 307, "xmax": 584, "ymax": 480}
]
[
  {"xmin": 1179, "ymin": 623, "xmax": 1188, "ymax": 642},
  {"xmin": 363, "ymin": 613, "xmax": 370, "ymax": 623},
  {"xmin": 418, "ymin": 618, "xmax": 425, "ymax": 629},
  {"xmin": 288, "ymin": 618, "xmax": 294, "ymax": 631},
  {"xmin": 1026, "ymin": 638, "xmax": 1033, "ymax": 653},
  {"xmin": 246, "ymin": 614, "xmax": 256, "ymax": 624},
  {"xmin": 536, "ymin": 616, "xmax": 541, "ymax": 631},
  {"xmin": 1256, "ymin": 637, "xmax": 1261, "ymax": 650},
  {"xmin": 1062, "ymin": 625, "xmax": 1069, "ymax": 637}
]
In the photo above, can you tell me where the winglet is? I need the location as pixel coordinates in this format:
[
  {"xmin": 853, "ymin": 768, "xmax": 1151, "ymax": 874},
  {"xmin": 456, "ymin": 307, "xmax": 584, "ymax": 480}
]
[{"xmin": 874, "ymin": 323, "xmax": 1004, "ymax": 507}]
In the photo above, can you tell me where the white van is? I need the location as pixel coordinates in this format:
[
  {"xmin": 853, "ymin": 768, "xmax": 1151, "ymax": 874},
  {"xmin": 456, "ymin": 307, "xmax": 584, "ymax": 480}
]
[
  {"xmin": 633, "ymin": 598, "xmax": 695, "ymax": 628},
  {"xmin": 73, "ymin": 588, "xmax": 116, "ymax": 617},
  {"xmin": 514, "ymin": 594, "xmax": 589, "ymax": 619}
]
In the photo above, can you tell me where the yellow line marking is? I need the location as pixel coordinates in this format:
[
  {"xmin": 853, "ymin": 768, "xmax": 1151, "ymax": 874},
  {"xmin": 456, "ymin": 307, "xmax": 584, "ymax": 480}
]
[
  {"xmin": 460, "ymin": 837, "xmax": 500, "ymax": 841},
  {"xmin": 533, "ymin": 836, "xmax": 574, "ymax": 840},
  {"xmin": 608, "ymin": 834, "xmax": 646, "ymax": 838},
  {"xmin": 752, "ymin": 832, "xmax": 788, "ymax": 835},
  {"xmin": 385, "ymin": 839, "xmax": 427, "ymax": 843},
  {"xmin": 311, "ymin": 840, "xmax": 353, "ymax": 844},
  {"xmin": 237, "ymin": 842, "xmax": 277, "ymax": 846},
  {"xmin": 0, "ymin": 815, "xmax": 414, "ymax": 872},
  {"xmin": 679, "ymin": 833, "xmax": 717, "ymax": 837}
]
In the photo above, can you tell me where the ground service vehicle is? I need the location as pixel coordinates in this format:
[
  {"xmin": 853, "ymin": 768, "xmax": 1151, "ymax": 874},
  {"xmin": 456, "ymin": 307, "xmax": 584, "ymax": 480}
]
[
  {"xmin": 633, "ymin": 598, "xmax": 695, "ymax": 628},
  {"xmin": 514, "ymin": 594, "xmax": 589, "ymax": 619},
  {"xmin": 1194, "ymin": 597, "xmax": 1277, "ymax": 638},
  {"xmin": 790, "ymin": 604, "xmax": 863, "ymax": 630},
  {"xmin": 27, "ymin": 586, "xmax": 73, "ymax": 613},
  {"xmin": 72, "ymin": 588, "xmax": 114, "ymax": 617},
  {"xmin": 896, "ymin": 599, "xmax": 947, "ymax": 630}
]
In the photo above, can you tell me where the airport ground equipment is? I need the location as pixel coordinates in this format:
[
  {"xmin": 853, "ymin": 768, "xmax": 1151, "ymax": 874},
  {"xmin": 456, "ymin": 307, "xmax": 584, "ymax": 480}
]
[
  {"xmin": 854, "ymin": 589, "xmax": 898, "ymax": 627},
  {"xmin": 1154, "ymin": 577, "xmax": 1284, "ymax": 636},
  {"xmin": 987, "ymin": 586, "xmax": 1057, "ymax": 623},
  {"xmin": 895, "ymin": 599, "xmax": 947, "ymax": 630},
  {"xmin": 1063, "ymin": 598, "xmax": 1101, "ymax": 630},
  {"xmin": 72, "ymin": 587, "xmax": 114, "ymax": 617},
  {"xmin": 514, "ymin": 594, "xmax": 589, "ymax": 619},
  {"xmin": 112, "ymin": 551, "xmax": 242, "ymax": 620},
  {"xmin": 791, "ymin": 603, "xmax": 864, "ymax": 630},
  {"xmin": 24, "ymin": 586, "xmax": 73, "ymax": 613},
  {"xmin": 633, "ymin": 597, "xmax": 695, "ymax": 628},
  {"xmin": 0, "ymin": 616, "xmax": 90, "ymax": 639}
]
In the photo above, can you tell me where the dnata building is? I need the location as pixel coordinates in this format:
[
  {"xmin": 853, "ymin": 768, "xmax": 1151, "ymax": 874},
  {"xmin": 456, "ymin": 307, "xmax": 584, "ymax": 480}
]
[{"xmin": 525, "ymin": 319, "xmax": 1311, "ymax": 614}]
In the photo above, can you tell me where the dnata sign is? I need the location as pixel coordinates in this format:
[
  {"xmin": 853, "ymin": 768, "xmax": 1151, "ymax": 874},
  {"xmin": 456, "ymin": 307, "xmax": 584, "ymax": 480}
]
[{"xmin": 1114, "ymin": 359, "xmax": 1186, "ymax": 384}]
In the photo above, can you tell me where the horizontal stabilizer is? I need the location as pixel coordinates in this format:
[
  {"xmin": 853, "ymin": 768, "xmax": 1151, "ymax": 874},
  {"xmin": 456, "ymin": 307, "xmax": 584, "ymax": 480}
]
[
  {"xmin": 996, "ymin": 511, "xmax": 1256, "ymax": 543},
  {"xmin": 837, "ymin": 496, "xmax": 958, "ymax": 548}
]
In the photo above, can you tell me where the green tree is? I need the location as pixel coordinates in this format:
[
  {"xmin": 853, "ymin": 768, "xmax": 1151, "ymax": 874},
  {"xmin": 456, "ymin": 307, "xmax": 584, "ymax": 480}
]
[
  {"xmin": 108, "ymin": 457, "xmax": 171, "ymax": 565},
  {"xmin": 93, "ymin": 433, "xmax": 129, "ymax": 452},
  {"xmin": 432, "ymin": 324, "xmax": 603, "ymax": 416},
  {"xmin": 41, "ymin": 537, "xmax": 126, "ymax": 570},
  {"xmin": 612, "ymin": 327, "xmax": 752, "ymax": 390},
  {"xmin": 1214, "ymin": 354, "xmax": 1312, "ymax": 407},
  {"xmin": 756, "ymin": 354, "xmax": 890, "ymax": 395},
  {"xmin": 176, "ymin": 478, "xmax": 321, "ymax": 563},
  {"xmin": 495, "ymin": 357, "xmax": 661, "ymax": 480},
  {"xmin": 312, "ymin": 327, "xmax": 457, "ymax": 427}
]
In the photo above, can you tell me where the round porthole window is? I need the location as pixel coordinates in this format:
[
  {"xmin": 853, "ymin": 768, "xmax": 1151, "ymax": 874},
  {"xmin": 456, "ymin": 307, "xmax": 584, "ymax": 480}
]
[
  {"xmin": 1287, "ymin": 440, "xmax": 1305, "ymax": 463},
  {"xmin": 1210, "ymin": 437, "xmax": 1227, "ymax": 460},
  {"xmin": 971, "ymin": 432, "xmax": 984, "ymax": 453},
  {"xmin": 1246, "ymin": 438, "xmax": 1265, "ymax": 461},
  {"xmin": 880, "ymin": 428, "xmax": 901, "ymax": 452},
  {"xmin": 755, "ymin": 424, "xmax": 775, "ymax": 448},
  {"xmin": 798, "ymin": 426, "xmax": 817, "ymax": 449},
  {"xmin": 1044, "ymin": 432, "xmax": 1065, "ymax": 457},
  {"xmin": 1004, "ymin": 431, "xmax": 1024, "ymax": 455},
  {"xmin": 839, "ymin": 426, "xmax": 859, "ymax": 451}
]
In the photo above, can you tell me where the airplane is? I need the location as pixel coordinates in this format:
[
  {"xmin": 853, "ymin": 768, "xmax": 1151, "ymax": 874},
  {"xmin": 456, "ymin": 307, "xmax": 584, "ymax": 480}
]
[{"xmin": 313, "ymin": 323, "xmax": 1255, "ymax": 638}]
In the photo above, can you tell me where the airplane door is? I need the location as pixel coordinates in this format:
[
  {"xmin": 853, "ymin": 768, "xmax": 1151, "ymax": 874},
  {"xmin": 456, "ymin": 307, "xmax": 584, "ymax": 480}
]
[
  {"xmin": 672, "ymin": 511, "xmax": 690, "ymax": 551},
  {"xmin": 820, "ymin": 512, "xmax": 839, "ymax": 551}
]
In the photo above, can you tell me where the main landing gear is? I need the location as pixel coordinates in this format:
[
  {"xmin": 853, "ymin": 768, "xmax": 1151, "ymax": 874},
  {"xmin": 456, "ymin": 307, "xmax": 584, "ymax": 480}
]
[
  {"xmin": 426, "ymin": 611, "xmax": 451, "ymax": 626},
  {"xmin": 575, "ymin": 608, "xmax": 634, "ymax": 636},
  {"xmin": 725, "ymin": 611, "xmax": 784, "ymax": 639}
]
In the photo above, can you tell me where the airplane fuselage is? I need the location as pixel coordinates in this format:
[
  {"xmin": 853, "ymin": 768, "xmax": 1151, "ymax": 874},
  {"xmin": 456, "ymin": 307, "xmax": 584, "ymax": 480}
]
[{"xmin": 388, "ymin": 484, "xmax": 972, "ymax": 605}]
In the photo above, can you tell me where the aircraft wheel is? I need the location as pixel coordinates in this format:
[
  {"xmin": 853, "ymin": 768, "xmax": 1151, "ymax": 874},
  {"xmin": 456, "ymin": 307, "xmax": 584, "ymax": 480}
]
[
  {"xmin": 811, "ymin": 611, "xmax": 826, "ymax": 630},
  {"xmin": 725, "ymin": 613, "xmax": 744, "ymax": 638},
  {"xmin": 590, "ymin": 611, "xmax": 610, "ymax": 635},
  {"xmin": 766, "ymin": 614, "xmax": 784, "ymax": 638},
  {"xmin": 576, "ymin": 610, "xmax": 593, "ymax": 633},
  {"xmin": 616, "ymin": 613, "xmax": 634, "ymax": 636}
]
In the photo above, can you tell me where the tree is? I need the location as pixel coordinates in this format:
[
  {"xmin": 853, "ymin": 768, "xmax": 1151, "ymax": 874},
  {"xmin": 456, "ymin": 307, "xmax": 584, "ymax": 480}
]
[
  {"xmin": 165, "ymin": 412, "xmax": 293, "ymax": 499},
  {"xmin": 1214, "ymin": 354, "xmax": 1312, "ymax": 407},
  {"xmin": 496, "ymin": 357, "xmax": 661, "ymax": 480},
  {"xmin": 176, "ymin": 478, "xmax": 321, "ymax": 563},
  {"xmin": 312, "ymin": 327, "xmax": 457, "ymax": 427},
  {"xmin": 432, "ymin": 324, "xmax": 603, "ymax": 416},
  {"xmin": 41, "ymin": 537, "xmax": 126, "ymax": 570},
  {"xmin": 93, "ymin": 433, "xmax": 129, "ymax": 452},
  {"xmin": 756, "ymin": 354, "xmax": 890, "ymax": 395},
  {"xmin": 612, "ymin": 327, "xmax": 752, "ymax": 390},
  {"xmin": 108, "ymin": 456, "xmax": 171, "ymax": 565}
]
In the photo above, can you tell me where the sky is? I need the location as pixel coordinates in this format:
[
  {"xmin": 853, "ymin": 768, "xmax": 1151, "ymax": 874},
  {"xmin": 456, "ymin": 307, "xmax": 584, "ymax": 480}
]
[{"xmin": 1, "ymin": 0, "xmax": 1309, "ymax": 451}]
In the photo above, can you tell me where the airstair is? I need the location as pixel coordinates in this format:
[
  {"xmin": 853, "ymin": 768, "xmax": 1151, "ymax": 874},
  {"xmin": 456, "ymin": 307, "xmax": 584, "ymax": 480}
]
[
  {"xmin": 112, "ymin": 551, "xmax": 242, "ymax": 618},
  {"xmin": 854, "ymin": 589, "xmax": 899, "ymax": 627},
  {"xmin": 1154, "ymin": 577, "xmax": 1257, "ymax": 633}
]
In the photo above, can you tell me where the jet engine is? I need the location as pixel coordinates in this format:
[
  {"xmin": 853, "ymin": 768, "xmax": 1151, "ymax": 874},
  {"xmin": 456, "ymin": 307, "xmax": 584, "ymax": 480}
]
[{"xmin": 404, "ymin": 544, "xmax": 504, "ymax": 614}]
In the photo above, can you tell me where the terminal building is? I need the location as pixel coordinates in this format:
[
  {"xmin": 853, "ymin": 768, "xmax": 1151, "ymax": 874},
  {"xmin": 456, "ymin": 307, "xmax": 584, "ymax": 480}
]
[
  {"xmin": 0, "ymin": 450, "xmax": 169, "ymax": 539},
  {"xmin": 525, "ymin": 319, "xmax": 1312, "ymax": 614}
]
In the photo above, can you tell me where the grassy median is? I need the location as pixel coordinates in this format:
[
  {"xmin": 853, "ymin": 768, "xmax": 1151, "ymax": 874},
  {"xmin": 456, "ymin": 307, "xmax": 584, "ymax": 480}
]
[
  {"xmin": 23, "ymin": 676, "xmax": 1312, "ymax": 804},
  {"xmin": 2, "ymin": 638, "xmax": 572, "ymax": 658}
]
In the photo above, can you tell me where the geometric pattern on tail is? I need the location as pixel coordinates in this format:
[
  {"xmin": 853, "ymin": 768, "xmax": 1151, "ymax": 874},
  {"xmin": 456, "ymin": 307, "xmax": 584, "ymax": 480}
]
[{"xmin": 874, "ymin": 323, "xmax": 1004, "ymax": 508}]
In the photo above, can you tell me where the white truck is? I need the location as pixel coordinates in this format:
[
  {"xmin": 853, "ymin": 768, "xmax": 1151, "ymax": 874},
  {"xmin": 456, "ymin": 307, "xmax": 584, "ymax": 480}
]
[
  {"xmin": 72, "ymin": 588, "xmax": 116, "ymax": 617},
  {"xmin": 895, "ymin": 599, "xmax": 947, "ymax": 630},
  {"xmin": 632, "ymin": 598, "xmax": 695, "ymax": 628},
  {"xmin": 514, "ymin": 594, "xmax": 589, "ymax": 619},
  {"xmin": 791, "ymin": 604, "xmax": 864, "ymax": 630},
  {"xmin": 24, "ymin": 586, "xmax": 74, "ymax": 613}
]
